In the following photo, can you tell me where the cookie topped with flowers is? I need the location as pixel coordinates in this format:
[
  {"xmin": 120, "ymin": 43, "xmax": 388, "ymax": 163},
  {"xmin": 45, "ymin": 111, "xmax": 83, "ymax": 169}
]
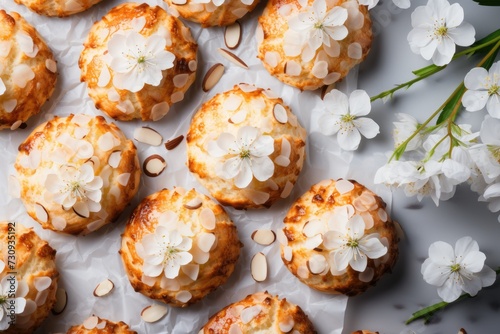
[
  {"xmin": 79, "ymin": 3, "xmax": 198, "ymax": 121},
  {"xmin": 120, "ymin": 188, "xmax": 241, "ymax": 307},
  {"xmin": 186, "ymin": 84, "xmax": 307, "ymax": 209},
  {"xmin": 279, "ymin": 179, "xmax": 399, "ymax": 296},
  {"xmin": 164, "ymin": 0, "xmax": 259, "ymax": 27},
  {"xmin": 13, "ymin": 115, "xmax": 141, "ymax": 235},
  {"xmin": 257, "ymin": 0, "xmax": 372, "ymax": 90}
]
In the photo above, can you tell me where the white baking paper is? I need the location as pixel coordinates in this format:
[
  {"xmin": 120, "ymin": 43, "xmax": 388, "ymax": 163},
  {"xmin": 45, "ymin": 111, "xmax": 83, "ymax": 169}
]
[{"xmin": 0, "ymin": 0, "xmax": 392, "ymax": 333}]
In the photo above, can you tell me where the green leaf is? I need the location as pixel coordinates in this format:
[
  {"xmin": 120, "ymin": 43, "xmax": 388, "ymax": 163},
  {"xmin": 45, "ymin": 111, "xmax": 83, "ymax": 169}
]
[
  {"xmin": 436, "ymin": 85, "xmax": 466, "ymax": 125},
  {"xmin": 472, "ymin": 0, "xmax": 500, "ymax": 6}
]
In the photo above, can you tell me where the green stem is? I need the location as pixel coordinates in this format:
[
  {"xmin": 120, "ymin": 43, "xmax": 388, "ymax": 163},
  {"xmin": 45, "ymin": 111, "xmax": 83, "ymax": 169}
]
[
  {"xmin": 406, "ymin": 267, "xmax": 500, "ymax": 325},
  {"xmin": 370, "ymin": 33, "xmax": 500, "ymax": 103}
]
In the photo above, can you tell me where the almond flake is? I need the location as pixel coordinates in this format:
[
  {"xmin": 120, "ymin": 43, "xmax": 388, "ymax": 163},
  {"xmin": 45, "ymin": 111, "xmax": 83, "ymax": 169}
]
[
  {"xmin": 232, "ymin": 8, "xmax": 248, "ymax": 17},
  {"xmin": 251, "ymin": 229, "xmax": 276, "ymax": 246},
  {"xmin": 297, "ymin": 265, "xmax": 309, "ymax": 279},
  {"xmin": 229, "ymin": 109, "xmax": 247, "ymax": 124},
  {"xmin": 151, "ymin": 102, "xmax": 170, "ymax": 121},
  {"xmin": 223, "ymin": 94, "xmax": 243, "ymax": 111},
  {"xmin": 361, "ymin": 212, "xmax": 374, "ymax": 229},
  {"xmin": 240, "ymin": 305, "xmax": 262, "ymax": 324},
  {"xmin": 358, "ymin": 267, "xmax": 374, "ymax": 282},
  {"xmin": 45, "ymin": 59, "xmax": 57, "ymax": 73},
  {"xmin": 348, "ymin": 42, "xmax": 363, "ymax": 60},
  {"xmin": 172, "ymin": 0, "xmax": 187, "ymax": 4},
  {"xmin": 184, "ymin": 197, "xmax": 202, "ymax": 210},
  {"xmin": 302, "ymin": 220, "xmax": 323, "ymax": 237},
  {"xmin": 173, "ymin": 73, "xmax": 189, "ymax": 88},
  {"xmin": 279, "ymin": 316, "xmax": 295, "ymax": 333},
  {"xmin": 229, "ymin": 323, "xmax": 243, "ymax": 334},
  {"xmin": 117, "ymin": 173, "xmax": 131, "ymax": 186},
  {"xmin": 52, "ymin": 288, "xmax": 67, "ymax": 315},
  {"xmin": 263, "ymin": 89, "xmax": 279, "ymax": 99},
  {"xmin": 307, "ymin": 254, "xmax": 327, "ymax": 274},
  {"xmin": 256, "ymin": 24, "xmax": 264, "ymax": 44},
  {"xmin": 98, "ymin": 66, "xmax": 111, "ymax": 87},
  {"xmin": 107, "ymin": 150, "xmax": 121, "ymax": 168},
  {"xmin": 250, "ymin": 252, "xmax": 267, "ymax": 282},
  {"xmin": 34, "ymin": 203, "xmax": 48, "ymax": 223},
  {"xmin": 83, "ymin": 316, "xmax": 99, "ymax": 330},
  {"xmin": 335, "ymin": 179, "xmax": 354, "ymax": 194},
  {"xmin": 97, "ymin": 132, "xmax": 118, "ymax": 151},
  {"xmin": 108, "ymin": 89, "xmax": 120, "ymax": 102},
  {"xmin": 199, "ymin": 208, "xmax": 216, "ymax": 230},
  {"xmin": 321, "ymin": 84, "xmax": 335, "ymax": 100},
  {"xmin": 273, "ymin": 104, "xmax": 288, "ymax": 124},
  {"xmin": 34, "ymin": 277, "xmax": 52, "ymax": 291},
  {"xmin": 12, "ymin": 64, "xmax": 34, "ymax": 88},
  {"xmin": 141, "ymin": 304, "xmax": 168, "ymax": 323},
  {"xmin": 218, "ymin": 48, "xmax": 248, "ymax": 69},
  {"xmin": 276, "ymin": 228, "xmax": 288, "ymax": 246},
  {"xmin": 197, "ymin": 233, "xmax": 216, "ymax": 253},
  {"xmin": 93, "ymin": 279, "xmax": 114, "ymax": 297},
  {"xmin": 73, "ymin": 202, "xmax": 90, "ymax": 218},
  {"xmin": 202, "ymin": 63, "xmax": 225, "ymax": 92},
  {"xmin": 238, "ymin": 83, "xmax": 257, "ymax": 92},
  {"xmin": 283, "ymin": 245, "xmax": 293, "ymax": 262},
  {"xmin": 192, "ymin": 244, "xmax": 210, "ymax": 264},
  {"xmin": 274, "ymin": 156, "xmax": 290, "ymax": 167},
  {"xmin": 3, "ymin": 99, "xmax": 17, "ymax": 113},
  {"xmin": 165, "ymin": 135, "xmax": 184, "ymax": 150},
  {"xmin": 243, "ymin": 189, "xmax": 270, "ymax": 205},
  {"xmin": 280, "ymin": 181, "xmax": 294, "ymax": 198},
  {"xmin": 378, "ymin": 208, "xmax": 388, "ymax": 222},
  {"xmin": 35, "ymin": 289, "xmax": 49, "ymax": 306},
  {"xmin": 134, "ymin": 126, "xmax": 163, "ymax": 146},
  {"xmin": 142, "ymin": 154, "xmax": 167, "ymax": 177},
  {"xmin": 175, "ymin": 290, "xmax": 192, "ymax": 303},
  {"xmin": 311, "ymin": 61, "xmax": 328, "ymax": 79},
  {"xmin": 188, "ymin": 60, "xmax": 197, "ymax": 71},
  {"xmin": 264, "ymin": 51, "xmax": 280, "ymax": 68},
  {"xmin": 265, "ymin": 179, "xmax": 279, "ymax": 191},
  {"xmin": 181, "ymin": 264, "xmax": 199, "ymax": 281},
  {"xmin": 96, "ymin": 321, "xmax": 107, "ymax": 329},
  {"xmin": 284, "ymin": 61, "xmax": 301, "ymax": 76},
  {"xmin": 323, "ymin": 72, "xmax": 341, "ymax": 85},
  {"xmin": 304, "ymin": 234, "xmax": 323, "ymax": 249},
  {"xmin": 224, "ymin": 22, "xmax": 242, "ymax": 49}
]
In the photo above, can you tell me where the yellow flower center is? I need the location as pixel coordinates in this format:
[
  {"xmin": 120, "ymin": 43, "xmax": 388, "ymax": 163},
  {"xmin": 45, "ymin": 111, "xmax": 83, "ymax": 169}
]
[
  {"xmin": 341, "ymin": 114, "xmax": 355, "ymax": 123},
  {"xmin": 240, "ymin": 149, "xmax": 251, "ymax": 159},
  {"xmin": 435, "ymin": 26, "xmax": 448, "ymax": 37},
  {"xmin": 347, "ymin": 238, "xmax": 359, "ymax": 248},
  {"xmin": 314, "ymin": 22, "xmax": 324, "ymax": 29},
  {"xmin": 488, "ymin": 84, "xmax": 499, "ymax": 96},
  {"xmin": 450, "ymin": 263, "xmax": 461, "ymax": 273},
  {"xmin": 137, "ymin": 56, "xmax": 146, "ymax": 64}
]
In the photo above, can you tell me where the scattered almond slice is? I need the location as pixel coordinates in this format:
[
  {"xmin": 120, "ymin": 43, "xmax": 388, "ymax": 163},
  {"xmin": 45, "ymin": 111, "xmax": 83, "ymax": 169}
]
[
  {"xmin": 134, "ymin": 127, "xmax": 163, "ymax": 146},
  {"xmin": 302, "ymin": 219, "xmax": 324, "ymax": 237},
  {"xmin": 199, "ymin": 208, "xmax": 216, "ymax": 230},
  {"xmin": 321, "ymin": 84, "xmax": 335, "ymax": 100},
  {"xmin": 175, "ymin": 290, "xmax": 192, "ymax": 303},
  {"xmin": 218, "ymin": 48, "xmax": 249, "ymax": 69},
  {"xmin": 172, "ymin": 0, "xmax": 187, "ymax": 4},
  {"xmin": 280, "ymin": 181, "xmax": 294, "ymax": 198},
  {"xmin": 229, "ymin": 109, "xmax": 247, "ymax": 124},
  {"xmin": 165, "ymin": 135, "xmax": 184, "ymax": 150},
  {"xmin": 229, "ymin": 323, "xmax": 243, "ymax": 334},
  {"xmin": 251, "ymin": 252, "xmax": 267, "ymax": 282},
  {"xmin": 107, "ymin": 150, "xmax": 121, "ymax": 168},
  {"xmin": 34, "ymin": 277, "xmax": 52, "ymax": 291},
  {"xmin": 93, "ymin": 279, "xmax": 114, "ymax": 297},
  {"xmin": 52, "ymin": 288, "xmax": 67, "ymax": 315},
  {"xmin": 184, "ymin": 197, "xmax": 202, "ymax": 210},
  {"xmin": 279, "ymin": 316, "xmax": 295, "ymax": 333},
  {"xmin": 143, "ymin": 155, "xmax": 166, "ymax": 177},
  {"xmin": 224, "ymin": 21, "xmax": 242, "ymax": 49},
  {"xmin": 335, "ymin": 179, "xmax": 354, "ymax": 194},
  {"xmin": 202, "ymin": 63, "xmax": 224, "ymax": 92},
  {"xmin": 307, "ymin": 254, "xmax": 327, "ymax": 274},
  {"xmin": 83, "ymin": 316, "xmax": 99, "ymax": 330},
  {"xmin": 273, "ymin": 104, "xmax": 288, "ymax": 124},
  {"xmin": 283, "ymin": 245, "xmax": 293, "ymax": 262},
  {"xmin": 141, "ymin": 304, "xmax": 169, "ymax": 323},
  {"xmin": 197, "ymin": 233, "xmax": 216, "ymax": 253},
  {"xmin": 73, "ymin": 202, "xmax": 90, "ymax": 218},
  {"xmin": 251, "ymin": 229, "xmax": 276, "ymax": 246},
  {"xmin": 34, "ymin": 203, "xmax": 48, "ymax": 223},
  {"xmin": 276, "ymin": 228, "xmax": 288, "ymax": 246},
  {"xmin": 240, "ymin": 305, "xmax": 262, "ymax": 324}
]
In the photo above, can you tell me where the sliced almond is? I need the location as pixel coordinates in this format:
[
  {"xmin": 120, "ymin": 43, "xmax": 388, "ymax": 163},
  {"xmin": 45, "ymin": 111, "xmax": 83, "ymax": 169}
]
[
  {"xmin": 83, "ymin": 316, "xmax": 99, "ymax": 330},
  {"xmin": 133, "ymin": 126, "xmax": 163, "ymax": 146},
  {"xmin": 283, "ymin": 245, "xmax": 293, "ymax": 262},
  {"xmin": 199, "ymin": 208, "xmax": 216, "ymax": 230},
  {"xmin": 251, "ymin": 252, "xmax": 267, "ymax": 282},
  {"xmin": 321, "ymin": 84, "xmax": 335, "ymax": 100},
  {"xmin": 165, "ymin": 135, "xmax": 184, "ymax": 150},
  {"xmin": 34, "ymin": 203, "xmax": 48, "ymax": 223},
  {"xmin": 458, "ymin": 329, "xmax": 467, "ymax": 334},
  {"xmin": 240, "ymin": 305, "xmax": 262, "ymax": 324},
  {"xmin": 184, "ymin": 197, "xmax": 202, "ymax": 210},
  {"xmin": 107, "ymin": 150, "xmax": 121, "ymax": 168},
  {"xmin": 218, "ymin": 48, "xmax": 249, "ymax": 69},
  {"xmin": 143, "ymin": 154, "xmax": 166, "ymax": 177},
  {"xmin": 251, "ymin": 229, "xmax": 276, "ymax": 246},
  {"xmin": 202, "ymin": 63, "xmax": 224, "ymax": 92},
  {"xmin": 279, "ymin": 316, "xmax": 295, "ymax": 333},
  {"xmin": 172, "ymin": 0, "xmax": 187, "ymax": 4},
  {"xmin": 224, "ymin": 22, "xmax": 242, "ymax": 49},
  {"xmin": 73, "ymin": 202, "xmax": 90, "ymax": 218},
  {"xmin": 273, "ymin": 104, "xmax": 288, "ymax": 124},
  {"xmin": 175, "ymin": 290, "xmax": 192, "ymax": 303},
  {"xmin": 302, "ymin": 220, "xmax": 324, "ymax": 238},
  {"xmin": 52, "ymin": 288, "xmax": 67, "ymax": 315},
  {"xmin": 197, "ymin": 233, "xmax": 216, "ymax": 253},
  {"xmin": 34, "ymin": 277, "xmax": 52, "ymax": 291},
  {"xmin": 141, "ymin": 304, "xmax": 169, "ymax": 323},
  {"xmin": 93, "ymin": 279, "xmax": 114, "ymax": 297},
  {"xmin": 307, "ymin": 254, "xmax": 327, "ymax": 274},
  {"xmin": 229, "ymin": 109, "xmax": 247, "ymax": 124}
]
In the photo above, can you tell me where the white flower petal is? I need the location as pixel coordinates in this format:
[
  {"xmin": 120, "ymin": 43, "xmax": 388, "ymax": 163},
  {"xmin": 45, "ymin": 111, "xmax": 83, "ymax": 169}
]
[
  {"xmin": 448, "ymin": 23, "xmax": 475, "ymax": 46},
  {"xmin": 216, "ymin": 133, "xmax": 239, "ymax": 153},
  {"xmin": 454, "ymin": 236, "xmax": 479, "ymax": 258},
  {"xmin": 234, "ymin": 159, "xmax": 253, "ymax": 188},
  {"xmin": 460, "ymin": 274, "xmax": 483, "ymax": 297},
  {"xmin": 333, "ymin": 247, "xmax": 353, "ymax": 271},
  {"xmin": 251, "ymin": 156, "xmax": 275, "ymax": 182},
  {"xmin": 349, "ymin": 251, "xmax": 367, "ymax": 272},
  {"xmin": 353, "ymin": 117, "xmax": 379, "ymax": 139},
  {"xmin": 324, "ymin": 89, "xmax": 349, "ymax": 115},
  {"xmin": 461, "ymin": 251, "xmax": 486, "ymax": 273},
  {"xmin": 444, "ymin": 3, "xmax": 464, "ymax": 28},
  {"xmin": 478, "ymin": 265, "xmax": 497, "ymax": 288},
  {"xmin": 428, "ymin": 241, "xmax": 454, "ymax": 265},
  {"xmin": 437, "ymin": 274, "xmax": 464, "ymax": 302},
  {"xmin": 250, "ymin": 135, "xmax": 274, "ymax": 157},
  {"xmin": 348, "ymin": 90, "xmax": 371, "ymax": 116},
  {"xmin": 337, "ymin": 128, "xmax": 361, "ymax": 151},
  {"xmin": 319, "ymin": 113, "xmax": 341, "ymax": 136},
  {"xmin": 462, "ymin": 90, "xmax": 488, "ymax": 112},
  {"xmin": 422, "ymin": 259, "xmax": 450, "ymax": 286},
  {"xmin": 359, "ymin": 235, "xmax": 387, "ymax": 259},
  {"xmin": 222, "ymin": 156, "xmax": 242, "ymax": 179},
  {"xmin": 486, "ymin": 94, "xmax": 500, "ymax": 118}
]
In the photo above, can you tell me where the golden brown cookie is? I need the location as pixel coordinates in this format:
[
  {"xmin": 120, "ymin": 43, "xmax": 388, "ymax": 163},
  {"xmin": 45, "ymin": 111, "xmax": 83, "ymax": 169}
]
[
  {"xmin": 66, "ymin": 316, "xmax": 136, "ymax": 334},
  {"xmin": 14, "ymin": 115, "xmax": 141, "ymax": 235},
  {"xmin": 164, "ymin": 0, "xmax": 260, "ymax": 27},
  {"xmin": 200, "ymin": 292, "xmax": 317, "ymax": 333},
  {"xmin": 279, "ymin": 179, "xmax": 399, "ymax": 296},
  {"xmin": 0, "ymin": 222, "xmax": 58, "ymax": 334},
  {"xmin": 14, "ymin": 0, "xmax": 103, "ymax": 17},
  {"xmin": 0, "ymin": 10, "xmax": 57, "ymax": 130},
  {"xmin": 187, "ymin": 84, "xmax": 307, "ymax": 209},
  {"xmin": 79, "ymin": 3, "xmax": 198, "ymax": 121},
  {"xmin": 257, "ymin": 0, "xmax": 372, "ymax": 90},
  {"xmin": 120, "ymin": 188, "xmax": 241, "ymax": 307}
]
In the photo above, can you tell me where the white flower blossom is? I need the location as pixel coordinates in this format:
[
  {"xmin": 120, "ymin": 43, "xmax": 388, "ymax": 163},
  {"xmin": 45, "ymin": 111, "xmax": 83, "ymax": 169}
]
[
  {"xmin": 422, "ymin": 237, "xmax": 496, "ymax": 302},
  {"xmin": 208, "ymin": 126, "xmax": 275, "ymax": 188},
  {"xmin": 358, "ymin": 0, "xmax": 379, "ymax": 10},
  {"xmin": 469, "ymin": 116, "xmax": 500, "ymax": 183},
  {"xmin": 288, "ymin": 0, "xmax": 348, "ymax": 53},
  {"xmin": 108, "ymin": 31, "xmax": 175, "ymax": 93},
  {"xmin": 0, "ymin": 276, "xmax": 27, "ymax": 330},
  {"xmin": 407, "ymin": 0, "xmax": 475, "ymax": 66},
  {"xmin": 319, "ymin": 89, "xmax": 380, "ymax": 151},
  {"xmin": 393, "ymin": 0, "xmax": 411, "ymax": 9},
  {"xmin": 393, "ymin": 113, "xmax": 422, "ymax": 151},
  {"xmin": 358, "ymin": 0, "xmax": 410, "ymax": 9},
  {"xmin": 138, "ymin": 226, "xmax": 193, "ymax": 279},
  {"xmin": 45, "ymin": 164, "xmax": 103, "ymax": 213},
  {"xmin": 323, "ymin": 213, "xmax": 387, "ymax": 272},
  {"xmin": 462, "ymin": 61, "xmax": 500, "ymax": 118}
]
